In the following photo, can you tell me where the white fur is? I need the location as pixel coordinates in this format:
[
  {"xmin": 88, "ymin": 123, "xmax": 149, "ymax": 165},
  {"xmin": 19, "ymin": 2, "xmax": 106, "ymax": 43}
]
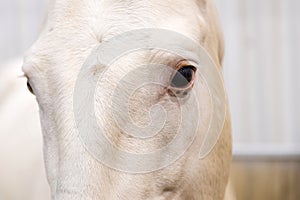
[{"xmin": 21, "ymin": 0, "xmax": 232, "ymax": 199}]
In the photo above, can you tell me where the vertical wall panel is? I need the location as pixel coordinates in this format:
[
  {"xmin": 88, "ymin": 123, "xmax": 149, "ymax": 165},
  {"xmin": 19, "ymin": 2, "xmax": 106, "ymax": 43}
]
[
  {"xmin": 0, "ymin": 0, "xmax": 48, "ymax": 62},
  {"xmin": 215, "ymin": 0, "xmax": 300, "ymax": 155}
]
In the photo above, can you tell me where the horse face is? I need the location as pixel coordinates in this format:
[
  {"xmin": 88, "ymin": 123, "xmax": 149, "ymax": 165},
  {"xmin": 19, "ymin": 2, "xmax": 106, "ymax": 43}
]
[{"xmin": 22, "ymin": 0, "xmax": 231, "ymax": 199}]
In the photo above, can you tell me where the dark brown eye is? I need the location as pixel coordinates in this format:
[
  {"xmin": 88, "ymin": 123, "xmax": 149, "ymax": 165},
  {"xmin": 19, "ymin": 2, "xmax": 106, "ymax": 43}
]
[
  {"xmin": 171, "ymin": 65, "xmax": 196, "ymax": 88},
  {"xmin": 27, "ymin": 80, "xmax": 34, "ymax": 94}
]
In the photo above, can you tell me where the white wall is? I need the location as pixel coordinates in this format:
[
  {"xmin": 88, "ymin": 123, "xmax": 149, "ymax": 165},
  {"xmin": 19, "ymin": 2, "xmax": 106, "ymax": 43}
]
[
  {"xmin": 215, "ymin": 0, "xmax": 300, "ymax": 156},
  {"xmin": 0, "ymin": 0, "xmax": 47, "ymax": 62}
]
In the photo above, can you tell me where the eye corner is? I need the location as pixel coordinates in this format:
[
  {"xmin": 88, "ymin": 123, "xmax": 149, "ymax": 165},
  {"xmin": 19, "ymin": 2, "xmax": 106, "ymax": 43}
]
[
  {"xmin": 24, "ymin": 76, "xmax": 35, "ymax": 95},
  {"xmin": 27, "ymin": 80, "xmax": 34, "ymax": 95}
]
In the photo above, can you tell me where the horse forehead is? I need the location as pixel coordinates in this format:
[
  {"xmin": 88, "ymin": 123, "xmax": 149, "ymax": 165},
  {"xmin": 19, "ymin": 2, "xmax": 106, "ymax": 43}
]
[
  {"xmin": 42, "ymin": 0, "xmax": 203, "ymax": 38},
  {"xmin": 24, "ymin": 0, "xmax": 207, "ymax": 73}
]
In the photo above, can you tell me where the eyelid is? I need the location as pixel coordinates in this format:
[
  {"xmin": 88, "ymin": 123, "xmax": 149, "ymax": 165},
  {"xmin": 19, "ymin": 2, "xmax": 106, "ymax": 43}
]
[
  {"xmin": 175, "ymin": 59, "xmax": 198, "ymax": 71},
  {"xmin": 23, "ymin": 74, "xmax": 29, "ymax": 79},
  {"xmin": 175, "ymin": 60, "xmax": 190, "ymax": 70}
]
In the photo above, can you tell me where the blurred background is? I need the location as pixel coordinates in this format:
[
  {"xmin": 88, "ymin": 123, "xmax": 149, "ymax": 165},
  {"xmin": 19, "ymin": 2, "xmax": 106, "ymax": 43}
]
[
  {"xmin": 217, "ymin": 0, "xmax": 300, "ymax": 199},
  {"xmin": 0, "ymin": 0, "xmax": 299, "ymax": 199}
]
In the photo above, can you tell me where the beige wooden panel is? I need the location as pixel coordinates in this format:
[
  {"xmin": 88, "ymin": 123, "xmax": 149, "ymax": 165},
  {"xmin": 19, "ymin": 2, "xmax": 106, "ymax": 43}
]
[{"xmin": 231, "ymin": 160, "xmax": 300, "ymax": 200}]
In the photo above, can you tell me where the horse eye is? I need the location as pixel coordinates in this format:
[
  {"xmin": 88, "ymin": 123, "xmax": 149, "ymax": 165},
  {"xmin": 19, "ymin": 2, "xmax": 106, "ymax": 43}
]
[
  {"xmin": 171, "ymin": 65, "xmax": 196, "ymax": 88},
  {"xmin": 27, "ymin": 80, "xmax": 34, "ymax": 95}
]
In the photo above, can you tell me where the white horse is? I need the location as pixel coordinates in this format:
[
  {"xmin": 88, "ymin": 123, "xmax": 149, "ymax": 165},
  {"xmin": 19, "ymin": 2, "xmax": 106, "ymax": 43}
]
[{"xmin": 20, "ymin": 0, "xmax": 232, "ymax": 199}]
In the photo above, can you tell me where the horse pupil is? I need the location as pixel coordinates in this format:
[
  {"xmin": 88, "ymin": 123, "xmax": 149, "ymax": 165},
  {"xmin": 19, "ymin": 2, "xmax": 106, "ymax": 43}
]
[{"xmin": 171, "ymin": 66, "xmax": 194, "ymax": 88}]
